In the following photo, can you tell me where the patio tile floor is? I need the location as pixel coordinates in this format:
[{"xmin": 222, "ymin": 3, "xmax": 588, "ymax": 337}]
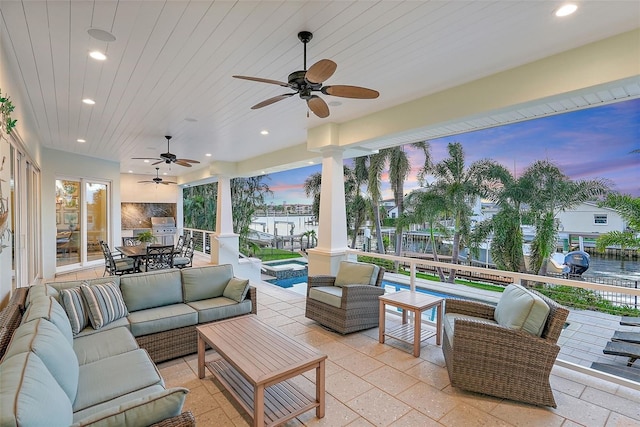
[{"xmin": 52, "ymin": 256, "xmax": 640, "ymax": 426}]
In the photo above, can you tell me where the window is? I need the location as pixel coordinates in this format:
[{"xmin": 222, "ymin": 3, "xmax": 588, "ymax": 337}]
[{"xmin": 594, "ymin": 214, "xmax": 607, "ymax": 225}]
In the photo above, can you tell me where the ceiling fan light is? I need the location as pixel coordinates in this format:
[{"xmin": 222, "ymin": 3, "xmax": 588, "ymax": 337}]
[
  {"xmin": 89, "ymin": 51, "xmax": 107, "ymax": 60},
  {"xmin": 555, "ymin": 4, "xmax": 577, "ymax": 17},
  {"xmin": 82, "ymin": 98, "xmax": 95, "ymax": 105}
]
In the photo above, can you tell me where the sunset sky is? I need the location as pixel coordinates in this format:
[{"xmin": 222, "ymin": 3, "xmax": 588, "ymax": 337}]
[{"xmin": 266, "ymin": 98, "xmax": 640, "ymax": 206}]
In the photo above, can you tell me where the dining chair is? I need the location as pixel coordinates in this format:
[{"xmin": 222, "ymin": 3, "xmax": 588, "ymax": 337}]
[
  {"xmin": 173, "ymin": 237, "xmax": 194, "ymax": 269},
  {"xmin": 99, "ymin": 241, "xmax": 136, "ymax": 276},
  {"xmin": 122, "ymin": 236, "xmax": 141, "ymax": 246},
  {"xmin": 143, "ymin": 245, "xmax": 175, "ymax": 271}
]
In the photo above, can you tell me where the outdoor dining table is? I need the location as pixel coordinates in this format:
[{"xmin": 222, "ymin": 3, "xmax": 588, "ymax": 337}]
[{"xmin": 115, "ymin": 245, "xmax": 178, "ymax": 272}]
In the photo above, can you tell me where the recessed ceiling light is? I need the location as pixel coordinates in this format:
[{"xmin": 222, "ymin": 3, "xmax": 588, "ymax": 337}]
[
  {"xmin": 89, "ymin": 51, "xmax": 107, "ymax": 60},
  {"xmin": 308, "ymin": 161, "xmax": 314, "ymax": 164},
  {"xmin": 77, "ymin": 139, "xmax": 86, "ymax": 143},
  {"xmin": 128, "ymin": 170, "xmax": 133, "ymax": 173},
  {"xmin": 205, "ymin": 153, "xmax": 212, "ymax": 157},
  {"xmin": 82, "ymin": 98, "xmax": 95, "ymax": 105},
  {"xmin": 144, "ymin": 160, "xmax": 149, "ymax": 163},
  {"xmin": 87, "ymin": 28, "xmax": 116, "ymax": 42},
  {"xmin": 555, "ymin": 4, "xmax": 577, "ymax": 17},
  {"xmin": 163, "ymin": 172, "xmax": 167, "ymax": 175},
  {"xmin": 260, "ymin": 130, "xmax": 269, "ymax": 135}
]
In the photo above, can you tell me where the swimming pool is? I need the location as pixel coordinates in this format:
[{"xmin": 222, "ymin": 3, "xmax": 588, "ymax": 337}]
[{"xmin": 266, "ymin": 276, "xmax": 469, "ymax": 322}]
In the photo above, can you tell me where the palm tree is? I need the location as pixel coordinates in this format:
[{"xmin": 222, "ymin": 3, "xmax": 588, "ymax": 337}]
[
  {"xmin": 425, "ymin": 142, "xmax": 501, "ymax": 282},
  {"xmin": 596, "ymin": 194, "xmax": 640, "ymax": 255},
  {"xmin": 402, "ymin": 188, "xmax": 448, "ymax": 281},
  {"xmin": 303, "ymin": 172, "xmax": 322, "ymax": 220},
  {"xmin": 361, "ymin": 142, "xmax": 431, "ymax": 264},
  {"xmin": 355, "ymin": 156, "xmax": 385, "ymax": 253},
  {"xmin": 520, "ymin": 160, "xmax": 610, "ymax": 275}
]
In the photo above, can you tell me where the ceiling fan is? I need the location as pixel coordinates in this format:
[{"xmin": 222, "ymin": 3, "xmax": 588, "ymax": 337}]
[
  {"xmin": 132, "ymin": 136, "xmax": 200, "ymax": 167},
  {"xmin": 138, "ymin": 167, "xmax": 177, "ymax": 185},
  {"xmin": 233, "ymin": 31, "xmax": 379, "ymax": 118}
]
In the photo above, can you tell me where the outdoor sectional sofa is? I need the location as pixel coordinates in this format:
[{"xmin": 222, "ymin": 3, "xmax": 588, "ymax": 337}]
[{"xmin": 0, "ymin": 264, "xmax": 256, "ymax": 426}]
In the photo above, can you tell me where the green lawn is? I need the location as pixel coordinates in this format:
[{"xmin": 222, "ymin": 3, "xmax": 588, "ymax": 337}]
[{"xmin": 255, "ymin": 248, "xmax": 303, "ymax": 262}]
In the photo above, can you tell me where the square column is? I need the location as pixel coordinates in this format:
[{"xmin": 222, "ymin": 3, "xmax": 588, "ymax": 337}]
[
  {"xmin": 211, "ymin": 176, "xmax": 239, "ymax": 269},
  {"xmin": 307, "ymin": 147, "xmax": 348, "ymax": 276}
]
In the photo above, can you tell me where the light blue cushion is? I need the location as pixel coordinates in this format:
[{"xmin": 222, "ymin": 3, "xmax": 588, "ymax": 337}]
[
  {"xmin": 181, "ymin": 264, "xmax": 233, "ymax": 302},
  {"xmin": 74, "ymin": 349, "xmax": 163, "ymax": 412},
  {"xmin": 223, "ymin": 277, "xmax": 249, "ymax": 302},
  {"xmin": 4, "ymin": 318, "xmax": 79, "ymax": 402},
  {"xmin": 73, "ymin": 327, "xmax": 139, "ymax": 365},
  {"xmin": 186, "ymin": 298, "xmax": 252, "ymax": 323},
  {"xmin": 81, "ymin": 282, "xmax": 129, "ymax": 330},
  {"xmin": 0, "ymin": 352, "xmax": 73, "ymax": 427},
  {"xmin": 75, "ymin": 317, "xmax": 130, "ymax": 337},
  {"xmin": 443, "ymin": 312, "xmax": 498, "ymax": 346},
  {"xmin": 308, "ymin": 286, "xmax": 343, "ymax": 308},
  {"xmin": 71, "ymin": 386, "xmax": 188, "ymax": 427},
  {"xmin": 334, "ymin": 261, "xmax": 376, "ymax": 287},
  {"xmin": 22, "ymin": 295, "xmax": 73, "ymax": 345},
  {"xmin": 494, "ymin": 284, "xmax": 550, "ymax": 336},
  {"xmin": 127, "ymin": 304, "xmax": 198, "ymax": 337},
  {"xmin": 59, "ymin": 286, "xmax": 89, "ymax": 335},
  {"xmin": 25, "ymin": 284, "xmax": 59, "ymax": 306},
  {"xmin": 120, "ymin": 270, "xmax": 183, "ymax": 312}
]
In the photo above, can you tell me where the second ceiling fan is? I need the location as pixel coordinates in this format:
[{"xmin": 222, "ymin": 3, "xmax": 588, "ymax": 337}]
[
  {"xmin": 233, "ymin": 31, "xmax": 379, "ymax": 118},
  {"xmin": 133, "ymin": 136, "xmax": 200, "ymax": 167}
]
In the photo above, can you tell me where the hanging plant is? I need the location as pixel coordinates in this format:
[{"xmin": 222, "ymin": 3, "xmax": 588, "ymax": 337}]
[{"xmin": 0, "ymin": 89, "xmax": 17, "ymax": 134}]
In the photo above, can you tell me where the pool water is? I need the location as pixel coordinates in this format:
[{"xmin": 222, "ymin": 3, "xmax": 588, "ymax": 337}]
[{"xmin": 267, "ymin": 276, "xmax": 467, "ymax": 322}]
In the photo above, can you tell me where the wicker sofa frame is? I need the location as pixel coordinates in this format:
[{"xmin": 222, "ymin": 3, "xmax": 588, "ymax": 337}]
[
  {"xmin": 305, "ymin": 267, "xmax": 385, "ymax": 334},
  {"xmin": 442, "ymin": 290, "xmax": 569, "ymax": 407}
]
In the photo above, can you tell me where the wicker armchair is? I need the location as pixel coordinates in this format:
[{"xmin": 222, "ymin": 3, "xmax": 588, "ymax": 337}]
[
  {"xmin": 305, "ymin": 261, "xmax": 385, "ymax": 334},
  {"xmin": 442, "ymin": 289, "xmax": 569, "ymax": 407}
]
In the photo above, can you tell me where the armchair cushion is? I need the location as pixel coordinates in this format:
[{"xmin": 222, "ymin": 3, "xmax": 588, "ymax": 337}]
[
  {"xmin": 308, "ymin": 286, "xmax": 343, "ymax": 308},
  {"xmin": 334, "ymin": 261, "xmax": 376, "ymax": 287},
  {"xmin": 443, "ymin": 313, "xmax": 498, "ymax": 346},
  {"xmin": 494, "ymin": 284, "xmax": 550, "ymax": 337},
  {"xmin": 223, "ymin": 278, "xmax": 250, "ymax": 302}
]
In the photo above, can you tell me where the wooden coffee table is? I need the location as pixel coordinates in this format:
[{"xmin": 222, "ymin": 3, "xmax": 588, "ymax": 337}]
[
  {"xmin": 197, "ymin": 315, "xmax": 327, "ymax": 427},
  {"xmin": 379, "ymin": 291, "xmax": 443, "ymax": 357}
]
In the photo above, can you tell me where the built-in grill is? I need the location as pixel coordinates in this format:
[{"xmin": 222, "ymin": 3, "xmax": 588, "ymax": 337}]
[{"xmin": 151, "ymin": 217, "xmax": 177, "ymax": 246}]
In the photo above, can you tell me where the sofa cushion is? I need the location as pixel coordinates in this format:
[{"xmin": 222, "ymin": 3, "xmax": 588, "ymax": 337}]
[
  {"xmin": 73, "ymin": 327, "xmax": 139, "ymax": 365},
  {"xmin": 74, "ymin": 349, "xmax": 163, "ymax": 412},
  {"xmin": 308, "ymin": 286, "xmax": 343, "ymax": 308},
  {"xmin": 71, "ymin": 386, "xmax": 188, "ymax": 427},
  {"xmin": 443, "ymin": 312, "xmax": 498, "ymax": 346},
  {"xmin": 120, "ymin": 270, "xmax": 183, "ymax": 312},
  {"xmin": 25, "ymin": 283, "xmax": 59, "ymax": 306},
  {"xmin": 75, "ymin": 317, "xmax": 130, "ymax": 338},
  {"xmin": 127, "ymin": 304, "xmax": 198, "ymax": 337},
  {"xmin": 187, "ymin": 298, "xmax": 252, "ymax": 323},
  {"xmin": 81, "ymin": 282, "xmax": 129, "ymax": 330},
  {"xmin": 223, "ymin": 277, "xmax": 250, "ymax": 302},
  {"xmin": 4, "ymin": 318, "xmax": 79, "ymax": 402},
  {"xmin": 49, "ymin": 277, "xmax": 121, "ymax": 298},
  {"xmin": 181, "ymin": 264, "xmax": 233, "ymax": 302},
  {"xmin": 59, "ymin": 286, "xmax": 89, "ymax": 335},
  {"xmin": 22, "ymin": 295, "xmax": 73, "ymax": 345},
  {"xmin": 334, "ymin": 261, "xmax": 376, "ymax": 287},
  {"xmin": 494, "ymin": 284, "xmax": 550, "ymax": 336},
  {"xmin": 0, "ymin": 352, "xmax": 73, "ymax": 427}
]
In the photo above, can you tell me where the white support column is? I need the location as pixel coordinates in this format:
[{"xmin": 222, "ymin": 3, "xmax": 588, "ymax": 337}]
[
  {"xmin": 307, "ymin": 146, "xmax": 348, "ymax": 276},
  {"xmin": 211, "ymin": 175, "xmax": 239, "ymax": 269}
]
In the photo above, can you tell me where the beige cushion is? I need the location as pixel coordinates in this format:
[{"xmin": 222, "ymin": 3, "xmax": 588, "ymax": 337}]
[
  {"xmin": 308, "ymin": 286, "xmax": 343, "ymax": 308},
  {"xmin": 223, "ymin": 278, "xmax": 250, "ymax": 302},
  {"xmin": 334, "ymin": 261, "xmax": 376, "ymax": 287},
  {"xmin": 494, "ymin": 284, "xmax": 550, "ymax": 336},
  {"xmin": 443, "ymin": 313, "xmax": 498, "ymax": 346}
]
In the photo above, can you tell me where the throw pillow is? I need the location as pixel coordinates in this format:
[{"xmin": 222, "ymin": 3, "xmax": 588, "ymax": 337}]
[
  {"xmin": 223, "ymin": 277, "xmax": 250, "ymax": 303},
  {"xmin": 59, "ymin": 287, "xmax": 89, "ymax": 335},
  {"xmin": 334, "ymin": 261, "xmax": 375, "ymax": 287},
  {"xmin": 81, "ymin": 281, "xmax": 129, "ymax": 330},
  {"xmin": 494, "ymin": 284, "xmax": 550, "ymax": 336}
]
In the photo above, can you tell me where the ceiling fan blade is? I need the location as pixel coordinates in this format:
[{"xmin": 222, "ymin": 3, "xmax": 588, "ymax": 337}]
[
  {"xmin": 176, "ymin": 158, "xmax": 200, "ymax": 164},
  {"xmin": 137, "ymin": 181, "xmax": 154, "ymax": 184},
  {"xmin": 132, "ymin": 157, "xmax": 161, "ymax": 160},
  {"xmin": 307, "ymin": 95, "xmax": 329, "ymax": 118},
  {"xmin": 233, "ymin": 75, "xmax": 290, "ymax": 88},
  {"xmin": 151, "ymin": 160, "xmax": 165, "ymax": 166},
  {"xmin": 322, "ymin": 85, "xmax": 380, "ymax": 99},
  {"xmin": 305, "ymin": 59, "xmax": 336, "ymax": 84},
  {"xmin": 174, "ymin": 160, "xmax": 193, "ymax": 167},
  {"xmin": 251, "ymin": 93, "xmax": 295, "ymax": 110}
]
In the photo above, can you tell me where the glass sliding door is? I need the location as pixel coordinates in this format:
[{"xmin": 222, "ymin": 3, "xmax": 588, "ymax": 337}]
[
  {"xmin": 55, "ymin": 178, "xmax": 110, "ymax": 270},
  {"xmin": 85, "ymin": 182, "xmax": 108, "ymax": 262}
]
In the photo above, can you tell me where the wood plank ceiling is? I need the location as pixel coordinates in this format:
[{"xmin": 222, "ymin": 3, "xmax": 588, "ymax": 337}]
[{"xmin": 1, "ymin": 1, "xmax": 638, "ymax": 176}]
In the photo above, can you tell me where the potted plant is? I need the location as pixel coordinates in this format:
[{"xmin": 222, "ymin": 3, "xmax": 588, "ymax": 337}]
[{"xmin": 137, "ymin": 231, "xmax": 156, "ymax": 246}]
